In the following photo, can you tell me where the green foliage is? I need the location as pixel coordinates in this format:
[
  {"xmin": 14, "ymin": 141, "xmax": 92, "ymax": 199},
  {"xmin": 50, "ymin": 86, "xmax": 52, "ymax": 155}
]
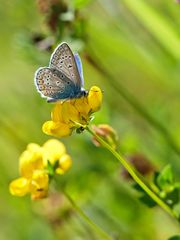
[
  {"xmin": 168, "ymin": 236, "xmax": 180, "ymax": 240},
  {"xmin": 47, "ymin": 160, "xmax": 55, "ymax": 177},
  {"xmin": 156, "ymin": 164, "xmax": 174, "ymax": 191},
  {"xmin": 155, "ymin": 165, "xmax": 180, "ymax": 208},
  {"xmin": 133, "ymin": 164, "xmax": 180, "ymax": 217},
  {"xmin": 133, "ymin": 183, "xmax": 157, "ymax": 208}
]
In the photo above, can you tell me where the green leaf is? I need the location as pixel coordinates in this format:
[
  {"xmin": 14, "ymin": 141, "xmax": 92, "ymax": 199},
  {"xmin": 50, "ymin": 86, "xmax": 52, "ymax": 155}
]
[
  {"xmin": 133, "ymin": 183, "xmax": 144, "ymax": 193},
  {"xmin": 165, "ymin": 189, "xmax": 179, "ymax": 207},
  {"xmin": 156, "ymin": 165, "xmax": 174, "ymax": 191},
  {"xmin": 133, "ymin": 184, "xmax": 157, "ymax": 208},
  {"xmin": 47, "ymin": 161, "xmax": 55, "ymax": 177},
  {"xmin": 168, "ymin": 236, "xmax": 180, "ymax": 240},
  {"xmin": 139, "ymin": 195, "xmax": 157, "ymax": 208}
]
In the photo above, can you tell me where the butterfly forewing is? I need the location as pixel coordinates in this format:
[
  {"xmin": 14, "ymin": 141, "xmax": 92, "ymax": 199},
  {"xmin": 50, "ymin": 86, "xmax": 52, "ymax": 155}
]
[{"xmin": 49, "ymin": 42, "xmax": 82, "ymax": 88}]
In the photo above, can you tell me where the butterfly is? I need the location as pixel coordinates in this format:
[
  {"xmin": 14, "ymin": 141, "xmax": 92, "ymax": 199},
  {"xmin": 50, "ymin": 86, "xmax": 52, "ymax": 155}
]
[{"xmin": 34, "ymin": 42, "xmax": 87, "ymax": 102}]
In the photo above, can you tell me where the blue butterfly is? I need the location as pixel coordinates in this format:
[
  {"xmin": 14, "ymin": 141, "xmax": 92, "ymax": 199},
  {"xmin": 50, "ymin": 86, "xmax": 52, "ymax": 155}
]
[{"xmin": 34, "ymin": 42, "xmax": 87, "ymax": 102}]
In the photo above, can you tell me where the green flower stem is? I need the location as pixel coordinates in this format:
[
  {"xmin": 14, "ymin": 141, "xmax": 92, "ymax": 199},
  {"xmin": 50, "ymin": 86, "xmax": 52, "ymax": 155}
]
[
  {"xmin": 86, "ymin": 126, "xmax": 178, "ymax": 221},
  {"xmin": 63, "ymin": 190, "xmax": 113, "ymax": 240},
  {"xmin": 86, "ymin": 51, "xmax": 180, "ymax": 158}
]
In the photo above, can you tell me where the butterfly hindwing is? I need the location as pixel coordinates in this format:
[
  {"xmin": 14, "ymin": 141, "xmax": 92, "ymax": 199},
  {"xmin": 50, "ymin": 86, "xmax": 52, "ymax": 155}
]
[
  {"xmin": 35, "ymin": 67, "xmax": 78, "ymax": 100},
  {"xmin": 49, "ymin": 42, "xmax": 82, "ymax": 89}
]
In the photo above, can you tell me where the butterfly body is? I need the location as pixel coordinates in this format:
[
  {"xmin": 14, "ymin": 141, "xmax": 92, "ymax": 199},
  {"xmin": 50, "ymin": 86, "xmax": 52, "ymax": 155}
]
[{"xmin": 34, "ymin": 42, "xmax": 87, "ymax": 102}]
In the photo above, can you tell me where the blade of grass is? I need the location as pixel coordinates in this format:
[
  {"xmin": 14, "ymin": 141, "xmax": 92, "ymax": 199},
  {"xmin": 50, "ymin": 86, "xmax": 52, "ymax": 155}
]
[
  {"xmin": 63, "ymin": 190, "xmax": 113, "ymax": 240},
  {"xmin": 122, "ymin": 0, "xmax": 180, "ymax": 60}
]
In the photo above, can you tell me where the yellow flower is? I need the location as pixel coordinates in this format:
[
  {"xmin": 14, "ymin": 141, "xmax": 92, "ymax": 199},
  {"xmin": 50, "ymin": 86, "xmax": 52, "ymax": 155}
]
[
  {"xmin": 56, "ymin": 154, "xmax": 72, "ymax": 175},
  {"xmin": 88, "ymin": 86, "xmax": 103, "ymax": 112},
  {"xmin": 9, "ymin": 177, "xmax": 30, "ymax": 197},
  {"xmin": 30, "ymin": 170, "xmax": 49, "ymax": 200},
  {"xmin": 43, "ymin": 139, "xmax": 66, "ymax": 165},
  {"xmin": 19, "ymin": 143, "xmax": 43, "ymax": 178},
  {"xmin": 42, "ymin": 139, "xmax": 72, "ymax": 175},
  {"xmin": 43, "ymin": 121, "xmax": 72, "ymax": 138},
  {"xmin": 42, "ymin": 86, "xmax": 103, "ymax": 138},
  {"xmin": 9, "ymin": 139, "xmax": 72, "ymax": 199}
]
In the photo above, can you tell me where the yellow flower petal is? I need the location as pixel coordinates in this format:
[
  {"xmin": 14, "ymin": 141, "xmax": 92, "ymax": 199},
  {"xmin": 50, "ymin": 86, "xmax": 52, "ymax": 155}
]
[
  {"xmin": 56, "ymin": 154, "xmax": 72, "ymax": 174},
  {"xmin": 51, "ymin": 103, "xmax": 64, "ymax": 122},
  {"xmin": 73, "ymin": 97, "xmax": 90, "ymax": 116},
  {"xmin": 30, "ymin": 170, "xmax": 49, "ymax": 200},
  {"xmin": 31, "ymin": 170, "xmax": 49, "ymax": 190},
  {"xmin": 88, "ymin": 86, "xmax": 102, "ymax": 112},
  {"xmin": 9, "ymin": 177, "xmax": 30, "ymax": 197},
  {"xmin": 31, "ymin": 189, "xmax": 48, "ymax": 200},
  {"xmin": 19, "ymin": 146, "xmax": 44, "ymax": 178},
  {"xmin": 42, "ymin": 121, "xmax": 72, "ymax": 137},
  {"xmin": 61, "ymin": 101, "xmax": 80, "ymax": 124},
  {"xmin": 43, "ymin": 139, "xmax": 66, "ymax": 165},
  {"xmin": 27, "ymin": 143, "xmax": 42, "ymax": 153}
]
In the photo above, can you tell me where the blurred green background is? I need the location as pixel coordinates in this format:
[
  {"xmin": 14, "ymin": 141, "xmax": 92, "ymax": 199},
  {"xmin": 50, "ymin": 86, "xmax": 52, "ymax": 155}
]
[{"xmin": 0, "ymin": 0, "xmax": 180, "ymax": 239}]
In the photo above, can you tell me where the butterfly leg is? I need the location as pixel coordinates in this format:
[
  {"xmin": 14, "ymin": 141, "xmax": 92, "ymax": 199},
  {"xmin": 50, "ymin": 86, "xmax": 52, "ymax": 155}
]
[{"xmin": 47, "ymin": 97, "xmax": 59, "ymax": 103}]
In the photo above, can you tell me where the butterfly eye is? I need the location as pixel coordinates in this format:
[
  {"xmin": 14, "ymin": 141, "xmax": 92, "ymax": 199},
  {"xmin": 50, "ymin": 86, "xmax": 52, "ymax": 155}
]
[
  {"xmin": 61, "ymin": 74, "xmax": 64, "ymax": 79},
  {"xmin": 67, "ymin": 81, "xmax": 70, "ymax": 84},
  {"xmin": 68, "ymin": 64, "xmax": 72, "ymax": 68}
]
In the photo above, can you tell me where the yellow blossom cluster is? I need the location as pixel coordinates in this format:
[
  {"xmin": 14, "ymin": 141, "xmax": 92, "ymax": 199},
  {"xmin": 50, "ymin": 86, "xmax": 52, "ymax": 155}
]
[
  {"xmin": 43, "ymin": 86, "xmax": 103, "ymax": 138},
  {"xmin": 9, "ymin": 139, "xmax": 72, "ymax": 200}
]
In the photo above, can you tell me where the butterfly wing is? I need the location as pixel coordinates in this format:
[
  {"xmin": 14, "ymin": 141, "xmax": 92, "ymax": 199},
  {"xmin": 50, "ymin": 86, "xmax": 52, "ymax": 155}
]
[
  {"xmin": 74, "ymin": 53, "xmax": 84, "ymax": 87},
  {"xmin": 34, "ymin": 67, "xmax": 78, "ymax": 100},
  {"xmin": 49, "ymin": 42, "xmax": 82, "ymax": 89}
]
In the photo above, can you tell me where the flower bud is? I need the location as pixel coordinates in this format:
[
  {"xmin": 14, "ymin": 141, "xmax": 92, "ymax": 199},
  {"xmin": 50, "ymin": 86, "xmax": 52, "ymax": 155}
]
[
  {"xmin": 92, "ymin": 124, "xmax": 118, "ymax": 149},
  {"xmin": 88, "ymin": 86, "xmax": 102, "ymax": 112}
]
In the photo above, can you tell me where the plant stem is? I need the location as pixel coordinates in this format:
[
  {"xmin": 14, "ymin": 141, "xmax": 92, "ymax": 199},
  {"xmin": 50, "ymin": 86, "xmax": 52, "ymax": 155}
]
[
  {"xmin": 63, "ymin": 190, "xmax": 113, "ymax": 240},
  {"xmin": 85, "ymin": 51, "xmax": 180, "ymax": 158},
  {"xmin": 86, "ymin": 127, "xmax": 179, "ymax": 221}
]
